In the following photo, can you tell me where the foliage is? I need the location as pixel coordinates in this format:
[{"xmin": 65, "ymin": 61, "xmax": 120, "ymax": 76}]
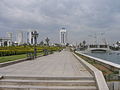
[{"xmin": 0, "ymin": 46, "xmax": 63, "ymax": 57}]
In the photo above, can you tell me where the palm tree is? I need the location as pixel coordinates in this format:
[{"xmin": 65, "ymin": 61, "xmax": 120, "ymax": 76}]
[
  {"xmin": 45, "ymin": 37, "xmax": 50, "ymax": 46},
  {"xmin": 83, "ymin": 40, "xmax": 86, "ymax": 46}
]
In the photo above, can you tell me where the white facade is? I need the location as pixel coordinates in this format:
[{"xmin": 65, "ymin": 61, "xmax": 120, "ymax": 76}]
[
  {"xmin": 17, "ymin": 31, "xmax": 23, "ymax": 45},
  {"xmin": 60, "ymin": 28, "xmax": 67, "ymax": 45},
  {"xmin": 6, "ymin": 32, "xmax": 12, "ymax": 46},
  {"xmin": 28, "ymin": 31, "xmax": 35, "ymax": 45},
  {"xmin": 0, "ymin": 39, "xmax": 3, "ymax": 46},
  {"xmin": 0, "ymin": 38, "xmax": 11, "ymax": 46}
]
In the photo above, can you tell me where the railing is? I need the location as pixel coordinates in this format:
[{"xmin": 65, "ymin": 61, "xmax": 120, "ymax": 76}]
[
  {"xmin": 76, "ymin": 51, "xmax": 120, "ymax": 71},
  {"xmin": 73, "ymin": 52, "xmax": 109, "ymax": 90}
]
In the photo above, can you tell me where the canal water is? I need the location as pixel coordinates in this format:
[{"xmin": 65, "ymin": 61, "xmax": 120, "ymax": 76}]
[{"xmin": 84, "ymin": 51, "xmax": 120, "ymax": 65}]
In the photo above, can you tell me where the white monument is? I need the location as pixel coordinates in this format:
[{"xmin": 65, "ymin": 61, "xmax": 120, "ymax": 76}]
[{"xmin": 60, "ymin": 28, "xmax": 67, "ymax": 45}]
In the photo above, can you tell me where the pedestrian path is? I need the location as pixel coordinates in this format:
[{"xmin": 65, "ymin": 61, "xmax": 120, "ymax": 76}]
[
  {"xmin": 0, "ymin": 50, "xmax": 97, "ymax": 90},
  {"xmin": 0, "ymin": 50, "xmax": 92, "ymax": 77}
]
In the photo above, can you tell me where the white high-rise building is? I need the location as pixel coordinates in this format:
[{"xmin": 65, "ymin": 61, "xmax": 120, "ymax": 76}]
[
  {"xmin": 17, "ymin": 31, "xmax": 23, "ymax": 45},
  {"xmin": 7, "ymin": 32, "xmax": 12, "ymax": 39},
  {"xmin": 28, "ymin": 31, "xmax": 35, "ymax": 45},
  {"xmin": 60, "ymin": 28, "xmax": 67, "ymax": 45}
]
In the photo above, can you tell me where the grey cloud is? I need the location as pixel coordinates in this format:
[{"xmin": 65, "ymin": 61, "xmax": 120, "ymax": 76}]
[{"xmin": 0, "ymin": 0, "xmax": 120, "ymax": 43}]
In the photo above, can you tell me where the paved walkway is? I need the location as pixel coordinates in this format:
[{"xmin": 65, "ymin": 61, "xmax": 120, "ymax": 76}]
[{"xmin": 0, "ymin": 50, "xmax": 92, "ymax": 77}]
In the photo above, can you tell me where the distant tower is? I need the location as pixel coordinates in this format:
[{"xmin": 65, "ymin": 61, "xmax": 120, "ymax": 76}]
[
  {"xmin": 60, "ymin": 28, "xmax": 67, "ymax": 45},
  {"xmin": 6, "ymin": 32, "xmax": 12, "ymax": 46},
  {"xmin": 17, "ymin": 31, "xmax": 24, "ymax": 45}
]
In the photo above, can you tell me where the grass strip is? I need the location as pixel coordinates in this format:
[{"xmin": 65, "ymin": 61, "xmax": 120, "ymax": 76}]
[{"xmin": 0, "ymin": 54, "xmax": 27, "ymax": 63}]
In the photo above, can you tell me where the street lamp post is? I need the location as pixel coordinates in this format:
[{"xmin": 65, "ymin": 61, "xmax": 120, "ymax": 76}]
[{"xmin": 32, "ymin": 30, "xmax": 39, "ymax": 58}]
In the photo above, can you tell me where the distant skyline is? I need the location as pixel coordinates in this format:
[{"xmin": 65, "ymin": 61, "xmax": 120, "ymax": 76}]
[{"xmin": 0, "ymin": 0, "xmax": 120, "ymax": 44}]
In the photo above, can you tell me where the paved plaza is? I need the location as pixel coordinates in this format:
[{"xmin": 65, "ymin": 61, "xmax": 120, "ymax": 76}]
[{"xmin": 0, "ymin": 50, "xmax": 92, "ymax": 77}]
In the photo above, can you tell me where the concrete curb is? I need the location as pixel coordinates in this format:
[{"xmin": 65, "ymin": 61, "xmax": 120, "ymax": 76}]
[{"xmin": 73, "ymin": 52, "xmax": 109, "ymax": 90}]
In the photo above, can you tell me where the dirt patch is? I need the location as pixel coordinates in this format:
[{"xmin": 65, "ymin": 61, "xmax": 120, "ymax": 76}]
[{"xmin": 92, "ymin": 63, "xmax": 113, "ymax": 75}]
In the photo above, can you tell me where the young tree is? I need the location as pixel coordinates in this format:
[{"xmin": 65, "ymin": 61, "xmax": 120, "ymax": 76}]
[
  {"xmin": 116, "ymin": 41, "xmax": 119, "ymax": 45},
  {"xmin": 39, "ymin": 41, "xmax": 44, "ymax": 46}
]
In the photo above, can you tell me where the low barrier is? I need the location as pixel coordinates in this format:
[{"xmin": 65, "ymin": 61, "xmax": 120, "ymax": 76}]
[
  {"xmin": 0, "ymin": 58, "xmax": 28, "ymax": 67},
  {"xmin": 75, "ymin": 51, "xmax": 120, "ymax": 72},
  {"xmin": 73, "ymin": 52, "xmax": 109, "ymax": 90}
]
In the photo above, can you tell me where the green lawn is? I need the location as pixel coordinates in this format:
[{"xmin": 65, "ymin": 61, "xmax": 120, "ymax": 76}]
[
  {"xmin": 0, "ymin": 51, "xmax": 53, "ymax": 63},
  {"xmin": 0, "ymin": 54, "xmax": 27, "ymax": 63},
  {"xmin": 0, "ymin": 52, "xmax": 45, "ymax": 63}
]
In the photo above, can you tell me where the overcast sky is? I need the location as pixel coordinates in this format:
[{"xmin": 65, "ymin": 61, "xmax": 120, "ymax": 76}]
[{"xmin": 0, "ymin": 0, "xmax": 120, "ymax": 44}]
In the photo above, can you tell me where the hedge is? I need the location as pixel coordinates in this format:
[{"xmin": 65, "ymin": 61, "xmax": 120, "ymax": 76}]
[{"xmin": 0, "ymin": 46, "xmax": 62, "ymax": 57}]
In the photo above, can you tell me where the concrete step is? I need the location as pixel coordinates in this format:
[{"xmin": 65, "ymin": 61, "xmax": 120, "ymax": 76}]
[
  {"xmin": 0, "ymin": 76, "xmax": 97, "ymax": 90},
  {"xmin": 3, "ymin": 76, "xmax": 94, "ymax": 80},
  {"xmin": 0, "ymin": 79, "xmax": 95, "ymax": 86},
  {"xmin": 0, "ymin": 85, "xmax": 97, "ymax": 90}
]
